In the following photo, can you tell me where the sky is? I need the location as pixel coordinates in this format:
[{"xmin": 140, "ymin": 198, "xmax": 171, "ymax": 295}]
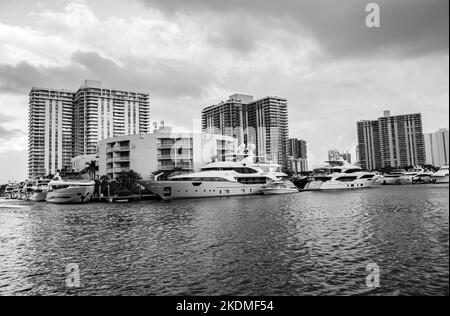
[{"xmin": 0, "ymin": 0, "xmax": 448, "ymax": 182}]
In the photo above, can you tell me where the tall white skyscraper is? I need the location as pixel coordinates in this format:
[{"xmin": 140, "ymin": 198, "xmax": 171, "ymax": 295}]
[
  {"xmin": 425, "ymin": 128, "xmax": 449, "ymax": 167},
  {"xmin": 28, "ymin": 80, "xmax": 150, "ymax": 179},
  {"xmin": 28, "ymin": 88, "xmax": 75, "ymax": 178}
]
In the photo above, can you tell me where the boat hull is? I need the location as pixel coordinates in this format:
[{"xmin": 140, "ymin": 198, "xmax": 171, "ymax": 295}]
[
  {"xmin": 381, "ymin": 177, "xmax": 402, "ymax": 185},
  {"xmin": 432, "ymin": 175, "xmax": 449, "ymax": 184},
  {"xmin": 30, "ymin": 192, "xmax": 47, "ymax": 202},
  {"xmin": 46, "ymin": 186, "xmax": 94, "ymax": 204},
  {"xmin": 261, "ymin": 188, "xmax": 298, "ymax": 195},
  {"xmin": 305, "ymin": 177, "xmax": 378, "ymax": 191},
  {"xmin": 140, "ymin": 180, "xmax": 264, "ymax": 200}
]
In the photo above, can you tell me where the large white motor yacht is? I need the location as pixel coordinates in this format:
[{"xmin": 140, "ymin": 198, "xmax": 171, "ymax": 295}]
[
  {"xmin": 399, "ymin": 167, "xmax": 433, "ymax": 185},
  {"xmin": 304, "ymin": 159, "xmax": 380, "ymax": 191},
  {"xmin": 46, "ymin": 174, "xmax": 95, "ymax": 204},
  {"xmin": 432, "ymin": 165, "xmax": 449, "ymax": 184},
  {"xmin": 140, "ymin": 144, "xmax": 290, "ymax": 200},
  {"xmin": 30, "ymin": 179, "xmax": 52, "ymax": 202}
]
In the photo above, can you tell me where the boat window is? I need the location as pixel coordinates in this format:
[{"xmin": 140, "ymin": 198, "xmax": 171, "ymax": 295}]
[
  {"xmin": 236, "ymin": 177, "xmax": 268, "ymax": 184},
  {"xmin": 50, "ymin": 185, "xmax": 70, "ymax": 190},
  {"xmin": 335, "ymin": 176, "xmax": 358, "ymax": 182},
  {"xmin": 202, "ymin": 167, "xmax": 258, "ymax": 174},
  {"xmin": 313, "ymin": 177, "xmax": 332, "ymax": 182},
  {"xmin": 344, "ymin": 169, "xmax": 362, "ymax": 174},
  {"xmin": 359, "ymin": 175, "xmax": 375, "ymax": 179},
  {"xmin": 174, "ymin": 177, "xmax": 229, "ymax": 182}
]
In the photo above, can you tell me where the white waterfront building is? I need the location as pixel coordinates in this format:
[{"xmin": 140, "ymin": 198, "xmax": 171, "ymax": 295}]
[{"xmin": 98, "ymin": 126, "xmax": 238, "ymax": 180}]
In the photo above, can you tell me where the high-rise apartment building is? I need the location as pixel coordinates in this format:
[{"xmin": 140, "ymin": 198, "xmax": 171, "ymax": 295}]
[
  {"xmin": 73, "ymin": 80, "xmax": 150, "ymax": 157},
  {"xmin": 424, "ymin": 128, "xmax": 449, "ymax": 167},
  {"xmin": 357, "ymin": 111, "xmax": 425, "ymax": 170},
  {"xmin": 28, "ymin": 80, "xmax": 150, "ymax": 179},
  {"xmin": 289, "ymin": 139, "xmax": 307, "ymax": 159},
  {"xmin": 288, "ymin": 138, "xmax": 308, "ymax": 173},
  {"xmin": 202, "ymin": 94, "xmax": 289, "ymax": 169},
  {"xmin": 201, "ymin": 94, "xmax": 253, "ymax": 143},
  {"xmin": 28, "ymin": 88, "xmax": 76, "ymax": 179},
  {"xmin": 357, "ymin": 120, "xmax": 382, "ymax": 170}
]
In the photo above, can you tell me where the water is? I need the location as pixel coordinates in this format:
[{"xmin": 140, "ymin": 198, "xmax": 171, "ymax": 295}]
[{"xmin": 0, "ymin": 185, "xmax": 448, "ymax": 296}]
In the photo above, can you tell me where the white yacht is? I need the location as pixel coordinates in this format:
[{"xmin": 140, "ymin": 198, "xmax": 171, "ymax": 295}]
[
  {"xmin": 140, "ymin": 144, "xmax": 290, "ymax": 200},
  {"xmin": 30, "ymin": 179, "xmax": 52, "ymax": 202},
  {"xmin": 21, "ymin": 181, "xmax": 35, "ymax": 200},
  {"xmin": 304, "ymin": 160, "xmax": 380, "ymax": 191},
  {"xmin": 399, "ymin": 167, "xmax": 433, "ymax": 185},
  {"xmin": 261, "ymin": 180, "xmax": 299, "ymax": 195},
  {"xmin": 381, "ymin": 170, "xmax": 405, "ymax": 185},
  {"xmin": 4, "ymin": 183, "xmax": 20, "ymax": 199},
  {"xmin": 432, "ymin": 165, "xmax": 449, "ymax": 184},
  {"xmin": 46, "ymin": 174, "xmax": 95, "ymax": 204}
]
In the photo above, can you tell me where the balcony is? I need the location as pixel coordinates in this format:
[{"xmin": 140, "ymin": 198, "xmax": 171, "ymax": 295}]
[
  {"xmin": 107, "ymin": 167, "xmax": 131, "ymax": 174},
  {"xmin": 106, "ymin": 146, "xmax": 130, "ymax": 153},
  {"xmin": 157, "ymin": 143, "xmax": 192, "ymax": 150},
  {"xmin": 157, "ymin": 154, "xmax": 192, "ymax": 160}
]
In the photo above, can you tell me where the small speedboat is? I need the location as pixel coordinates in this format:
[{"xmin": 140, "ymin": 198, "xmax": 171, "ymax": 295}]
[{"xmin": 261, "ymin": 181, "xmax": 299, "ymax": 195}]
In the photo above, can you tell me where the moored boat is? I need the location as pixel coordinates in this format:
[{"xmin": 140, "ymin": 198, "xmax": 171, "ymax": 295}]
[
  {"xmin": 261, "ymin": 181, "xmax": 299, "ymax": 195},
  {"xmin": 304, "ymin": 159, "xmax": 380, "ymax": 191},
  {"xmin": 140, "ymin": 143, "xmax": 289, "ymax": 200},
  {"xmin": 46, "ymin": 174, "xmax": 95, "ymax": 204},
  {"xmin": 399, "ymin": 167, "xmax": 434, "ymax": 185},
  {"xmin": 381, "ymin": 170, "xmax": 405, "ymax": 185},
  {"xmin": 30, "ymin": 179, "xmax": 52, "ymax": 202},
  {"xmin": 432, "ymin": 165, "xmax": 449, "ymax": 184}
]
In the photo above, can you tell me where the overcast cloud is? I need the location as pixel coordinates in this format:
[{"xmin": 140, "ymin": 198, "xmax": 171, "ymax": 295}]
[{"xmin": 0, "ymin": 0, "xmax": 448, "ymax": 182}]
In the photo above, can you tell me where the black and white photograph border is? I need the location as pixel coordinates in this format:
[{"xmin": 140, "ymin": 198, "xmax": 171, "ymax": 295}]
[{"xmin": 0, "ymin": 0, "xmax": 448, "ymax": 301}]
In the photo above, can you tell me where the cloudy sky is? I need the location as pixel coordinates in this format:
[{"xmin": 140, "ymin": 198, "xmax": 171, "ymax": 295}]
[{"xmin": 0, "ymin": 0, "xmax": 448, "ymax": 182}]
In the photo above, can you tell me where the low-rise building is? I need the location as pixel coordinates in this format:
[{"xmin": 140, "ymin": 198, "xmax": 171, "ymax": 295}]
[
  {"xmin": 98, "ymin": 126, "xmax": 237, "ymax": 180},
  {"xmin": 71, "ymin": 154, "xmax": 98, "ymax": 174}
]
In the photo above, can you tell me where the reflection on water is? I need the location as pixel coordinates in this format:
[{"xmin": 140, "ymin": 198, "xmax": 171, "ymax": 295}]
[{"xmin": 0, "ymin": 185, "xmax": 448, "ymax": 296}]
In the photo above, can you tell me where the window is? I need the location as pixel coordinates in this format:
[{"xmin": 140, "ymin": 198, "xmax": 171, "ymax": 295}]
[
  {"xmin": 335, "ymin": 176, "xmax": 358, "ymax": 183},
  {"xmin": 345, "ymin": 169, "xmax": 362, "ymax": 174},
  {"xmin": 236, "ymin": 177, "xmax": 268, "ymax": 184}
]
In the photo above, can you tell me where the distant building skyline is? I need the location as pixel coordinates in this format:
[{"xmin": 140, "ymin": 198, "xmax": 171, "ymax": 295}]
[
  {"xmin": 0, "ymin": 0, "xmax": 447, "ymax": 184},
  {"xmin": 328, "ymin": 149, "xmax": 352, "ymax": 164}
]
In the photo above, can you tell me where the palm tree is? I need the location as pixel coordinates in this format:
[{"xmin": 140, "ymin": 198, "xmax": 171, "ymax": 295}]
[
  {"xmin": 116, "ymin": 170, "xmax": 142, "ymax": 191},
  {"xmin": 82, "ymin": 160, "xmax": 98, "ymax": 180}
]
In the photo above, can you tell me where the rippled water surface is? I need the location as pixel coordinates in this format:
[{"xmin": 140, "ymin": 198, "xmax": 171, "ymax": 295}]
[{"xmin": 0, "ymin": 185, "xmax": 448, "ymax": 296}]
